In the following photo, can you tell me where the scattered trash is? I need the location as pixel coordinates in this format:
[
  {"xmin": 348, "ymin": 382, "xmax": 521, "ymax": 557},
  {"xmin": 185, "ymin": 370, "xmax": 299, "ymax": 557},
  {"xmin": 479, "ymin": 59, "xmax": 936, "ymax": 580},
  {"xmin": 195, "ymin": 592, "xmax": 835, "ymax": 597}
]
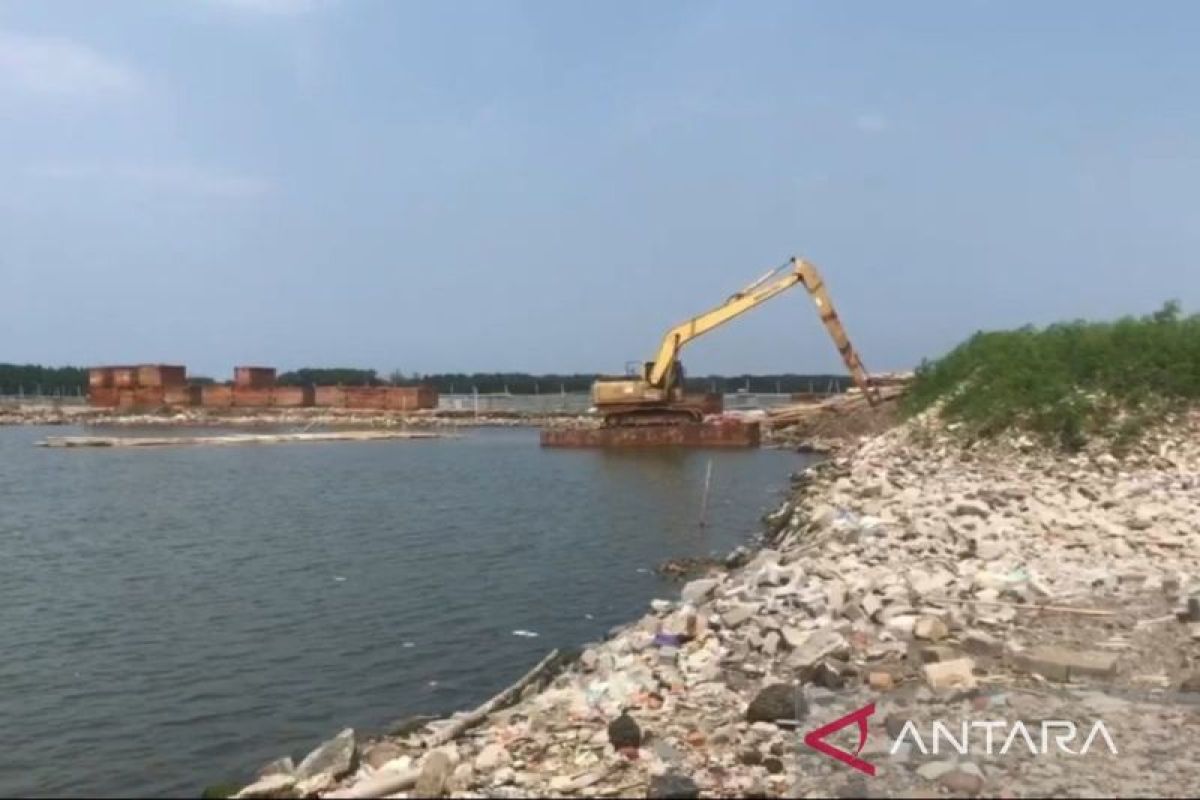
[{"xmin": 512, "ymin": 630, "xmax": 539, "ymax": 638}]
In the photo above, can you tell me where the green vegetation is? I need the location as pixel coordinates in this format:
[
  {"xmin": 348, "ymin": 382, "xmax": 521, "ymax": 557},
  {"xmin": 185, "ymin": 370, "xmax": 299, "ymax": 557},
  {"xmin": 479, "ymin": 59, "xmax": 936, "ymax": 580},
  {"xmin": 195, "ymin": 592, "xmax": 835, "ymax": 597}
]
[
  {"xmin": 904, "ymin": 301, "xmax": 1200, "ymax": 449},
  {"xmin": 0, "ymin": 364, "xmax": 87, "ymax": 395},
  {"xmin": 276, "ymin": 367, "xmax": 383, "ymax": 387}
]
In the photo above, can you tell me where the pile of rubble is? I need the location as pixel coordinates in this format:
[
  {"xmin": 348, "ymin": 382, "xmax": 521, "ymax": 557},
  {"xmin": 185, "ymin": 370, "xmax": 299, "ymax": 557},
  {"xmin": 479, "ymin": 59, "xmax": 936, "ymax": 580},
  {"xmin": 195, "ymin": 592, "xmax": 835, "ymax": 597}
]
[{"xmin": 229, "ymin": 410, "xmax": 1200, "ymax": 799}]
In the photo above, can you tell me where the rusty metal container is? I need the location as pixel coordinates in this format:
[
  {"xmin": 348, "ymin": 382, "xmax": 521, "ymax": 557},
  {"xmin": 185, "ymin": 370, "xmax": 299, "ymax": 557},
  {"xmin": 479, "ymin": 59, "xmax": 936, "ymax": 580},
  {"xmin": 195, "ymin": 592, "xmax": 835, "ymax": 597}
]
[
  {"xmin": 112, "ymin": 367, "xmax": 138, "ymax": 389},
  {"xmin": 415, "ymin": 385, "xmax": 438, "ymax": 409},
  {"xmin": 133, "ymin": 387, "xmax": 166, "ymax": 409},
  {"xmin": 345, "ymin": 387, "xmax": 388, "ymax": 409},
  {"xmin": 116, "ymin": 389, "xmax": 137, "ymax": 411},
  {"xmin": 162, "ymin": 386, "xmax": 199, "ymax": 407},
  {"xmin": 540, "ymin": 420, "xmax": 760, "ymax": 448},
  {"xmin": 201, "ymin": 385, "xmax": 233, "ymax": 408},
  {"xmin": 88, "ymin": 387, "xmax": 119, "ymax": 407},
  {"xmin": 314, "ymin": 386, "xmax": 346, "ymax": 408},
  {"xmin": 136, "ymin": 364, "xmax": 187, "ymax": 388},
  {"xmin": 232, "ymin": 386, "xmax": 273, "ymax": 408},
  {"xmin": 382, "ymin": 387, "xmax": 430, "ymax": 411},
  {"xmin": 88, "ymin": 367, "xmax": 113, "ymax": 389},
  {"xmin": 234, "ymin": 366, "xmax": 277, "ymax": 389},
  {"xmin": 271, "ymin": 386, "xmax": 314, "ymax": 408}
]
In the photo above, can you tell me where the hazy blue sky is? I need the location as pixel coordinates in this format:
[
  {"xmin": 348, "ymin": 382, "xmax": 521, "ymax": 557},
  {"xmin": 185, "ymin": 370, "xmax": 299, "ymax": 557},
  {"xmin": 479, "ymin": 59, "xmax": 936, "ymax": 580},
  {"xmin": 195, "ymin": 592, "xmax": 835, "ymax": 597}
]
[{"xmin": 2, "ymin": 1, "xmax": 1198, "ymax": 378}]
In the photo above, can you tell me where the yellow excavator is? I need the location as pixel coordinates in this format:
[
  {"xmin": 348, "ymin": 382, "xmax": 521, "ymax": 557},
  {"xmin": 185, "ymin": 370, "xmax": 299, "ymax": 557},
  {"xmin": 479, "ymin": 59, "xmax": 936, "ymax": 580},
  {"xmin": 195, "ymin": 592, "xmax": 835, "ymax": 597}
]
[{"xmin": 592, "ymin": 256, "xmax": 880, "ymax": 427}]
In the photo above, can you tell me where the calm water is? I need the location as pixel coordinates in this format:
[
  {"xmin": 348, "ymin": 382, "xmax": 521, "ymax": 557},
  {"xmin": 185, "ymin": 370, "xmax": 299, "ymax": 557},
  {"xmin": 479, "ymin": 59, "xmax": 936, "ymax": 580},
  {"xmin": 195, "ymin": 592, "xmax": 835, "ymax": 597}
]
[{"xmin": 0, "ymin": 426, "xmax": 809, "ymax": 797}]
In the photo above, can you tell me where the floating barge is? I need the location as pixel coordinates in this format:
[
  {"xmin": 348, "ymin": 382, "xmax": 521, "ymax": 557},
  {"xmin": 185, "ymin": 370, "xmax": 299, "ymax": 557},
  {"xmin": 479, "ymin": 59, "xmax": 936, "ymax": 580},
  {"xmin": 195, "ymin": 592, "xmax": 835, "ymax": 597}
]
[
  {"xmin": 540, "ymin": 420, "xmax": 760, "ymax": 448},
  {"xmin": 38, "ymin": 431, "xmax": 446, "ymax": 448}
]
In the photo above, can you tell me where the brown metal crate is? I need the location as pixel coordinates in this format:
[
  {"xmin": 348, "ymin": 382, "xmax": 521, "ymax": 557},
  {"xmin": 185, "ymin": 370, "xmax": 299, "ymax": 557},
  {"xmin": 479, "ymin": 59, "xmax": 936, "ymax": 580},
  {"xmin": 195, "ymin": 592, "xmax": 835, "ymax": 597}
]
[
  {"xmin": 345, "ymin": 387, "xmax": 388, "ymax": 409},
  {"xmin": 270, "ymin": 386, "xmax": 314, "ymax": 407},
  {"xmin": 88, "ymin": 387, "xmax": 119, "ymax": 407},
  {"xmin": 232, "ymin": 387, "xmax": 273, "ymax": 408},
  {"xmin": 162, "ymin": 386, "xmax": 198, "ymax": 407},
  {"xmin": 314, "ymin": 386, "xmax": 346, "ymax": 407},
  {"xmin": 234, "ymin": 366, "xmax": 277, "ymax": 389},
  {"xmin": 132, "ymin": 387, "xmax": 166, "ymax": 410},
  {"xmin": 112, "ymin": 367, "xmax": 138, "ymax": 388},
  {"xmin": 200, "ymin": 385, "xmax": 233, "ymax": 408},
  {"xmin": 384, "ymin": 387, "xmax": 418, "ymax": 411},
  {"xmin": 88, "ymin": 368, "xmax": 113, "ymax": 389},
  {"xmin": 385, "ymin": 385, "xmax": 439, "ymax": 410},
  {"xmin": 137, "ymin": 365, "xmax": 187, "ymax": 388}
]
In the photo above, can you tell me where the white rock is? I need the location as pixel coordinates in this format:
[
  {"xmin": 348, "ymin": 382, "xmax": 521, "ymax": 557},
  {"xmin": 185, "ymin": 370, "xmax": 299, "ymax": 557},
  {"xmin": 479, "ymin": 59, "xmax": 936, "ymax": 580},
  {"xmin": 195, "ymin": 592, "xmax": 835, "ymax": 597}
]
[
  {"xmin": 474, "ymin": 743, "xmax": 509, "ymax": 772},
  {"xmin": 235, "ymin": 775, "xmax": 297, "ymax": 799},
  {"xmin": 681, "ymin": 578, "xmax": 719, "ymax": 605},
  {"xmin": 917, "ymin": 760, "xmax": 958, "ymax": 780}
]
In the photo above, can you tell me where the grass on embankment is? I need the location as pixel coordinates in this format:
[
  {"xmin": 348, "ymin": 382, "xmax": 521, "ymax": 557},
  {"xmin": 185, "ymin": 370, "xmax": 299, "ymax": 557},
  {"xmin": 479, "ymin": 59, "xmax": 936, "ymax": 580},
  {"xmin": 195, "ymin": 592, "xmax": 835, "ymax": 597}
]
[{"xmin": 903, "ymin": 302, "xmax": 1200, "ymax": 450}]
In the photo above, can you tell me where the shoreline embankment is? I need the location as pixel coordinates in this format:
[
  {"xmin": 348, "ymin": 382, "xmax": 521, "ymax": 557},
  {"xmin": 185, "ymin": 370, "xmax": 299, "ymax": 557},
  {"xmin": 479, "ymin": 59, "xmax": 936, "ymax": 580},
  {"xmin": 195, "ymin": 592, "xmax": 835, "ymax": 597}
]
[{"xmin": 222, "ymin": 406, "xmax": 1200, "ymax": 799}]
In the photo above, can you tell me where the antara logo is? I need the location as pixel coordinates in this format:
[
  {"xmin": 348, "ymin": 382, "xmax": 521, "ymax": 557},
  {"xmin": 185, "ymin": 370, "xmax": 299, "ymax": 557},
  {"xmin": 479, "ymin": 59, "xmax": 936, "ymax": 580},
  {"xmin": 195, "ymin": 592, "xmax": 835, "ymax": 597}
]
[
  {"xmin": 802, "ymin": 703, "xmax": 1119, "ymax": 777},
  {"xmin": 803, "ymin": 702, "xmax": 877, "ymax": 776}
]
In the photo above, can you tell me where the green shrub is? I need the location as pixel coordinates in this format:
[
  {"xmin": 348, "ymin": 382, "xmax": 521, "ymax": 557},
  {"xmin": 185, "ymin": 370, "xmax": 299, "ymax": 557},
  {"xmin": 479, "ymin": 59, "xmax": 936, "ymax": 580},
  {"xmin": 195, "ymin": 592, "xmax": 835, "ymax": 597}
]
[{"xmin": 903, "ymin": 301, "xmax": 1200, "ymax": 449}]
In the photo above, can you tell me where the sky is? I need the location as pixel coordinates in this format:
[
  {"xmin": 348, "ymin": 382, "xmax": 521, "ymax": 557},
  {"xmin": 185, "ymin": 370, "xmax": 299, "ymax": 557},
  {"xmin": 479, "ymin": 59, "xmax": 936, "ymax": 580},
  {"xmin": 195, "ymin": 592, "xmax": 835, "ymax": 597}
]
[{"xmin": 2, "ymin": 0, "xmax": 1198, "ymax": 379}]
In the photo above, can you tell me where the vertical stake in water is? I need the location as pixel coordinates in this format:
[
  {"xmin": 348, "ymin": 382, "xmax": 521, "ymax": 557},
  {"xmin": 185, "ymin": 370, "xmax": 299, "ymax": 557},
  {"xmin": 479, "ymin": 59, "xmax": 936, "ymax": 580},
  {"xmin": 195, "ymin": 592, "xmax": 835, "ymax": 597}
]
[{"xmin": 698, "ymin": 458, "xmax": 714, "ymax": 528}]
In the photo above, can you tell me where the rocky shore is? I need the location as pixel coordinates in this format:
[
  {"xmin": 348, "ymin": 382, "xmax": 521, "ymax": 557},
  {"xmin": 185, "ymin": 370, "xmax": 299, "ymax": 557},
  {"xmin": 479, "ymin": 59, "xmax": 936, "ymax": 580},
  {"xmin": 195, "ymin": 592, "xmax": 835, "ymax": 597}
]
[{"xmin": 227, "ymin": 409, "xmax": 1200, "ymax": 799}]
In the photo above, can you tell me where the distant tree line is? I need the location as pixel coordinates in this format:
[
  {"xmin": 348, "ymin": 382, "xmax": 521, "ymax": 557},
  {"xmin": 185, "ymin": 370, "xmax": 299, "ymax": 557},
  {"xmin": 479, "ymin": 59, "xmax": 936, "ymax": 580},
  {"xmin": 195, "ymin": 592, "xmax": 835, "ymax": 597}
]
[
  {"xmin": 276, "ymin": 368, "xmax": 384, "ymax": 387},
  {"xmin": 3, "ymin": 363, "xmax": 854, "ymax": 396},
  {"xmin": 0, "ymin": 363, "xmax": 87, "ymax": 395},
  {"xmin": 280, "ymin": 370, "xmax": 853, "ymax": 395}
]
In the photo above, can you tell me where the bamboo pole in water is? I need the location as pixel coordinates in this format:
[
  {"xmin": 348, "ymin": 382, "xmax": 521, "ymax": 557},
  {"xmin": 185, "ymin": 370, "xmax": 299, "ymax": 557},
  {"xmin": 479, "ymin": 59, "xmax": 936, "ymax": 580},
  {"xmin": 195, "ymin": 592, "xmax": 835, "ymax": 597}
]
[{"xmin": 699, "ymin": 458, "xmax": 714, "ymax": 528}]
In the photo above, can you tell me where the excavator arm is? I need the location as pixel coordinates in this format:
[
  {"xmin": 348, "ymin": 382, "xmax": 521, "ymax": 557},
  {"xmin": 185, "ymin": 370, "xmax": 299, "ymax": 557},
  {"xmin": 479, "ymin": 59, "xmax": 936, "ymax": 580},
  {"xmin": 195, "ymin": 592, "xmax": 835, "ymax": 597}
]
[{"xmin": 644, "ymin": 257, "xmax": 880, "ymax": 405}]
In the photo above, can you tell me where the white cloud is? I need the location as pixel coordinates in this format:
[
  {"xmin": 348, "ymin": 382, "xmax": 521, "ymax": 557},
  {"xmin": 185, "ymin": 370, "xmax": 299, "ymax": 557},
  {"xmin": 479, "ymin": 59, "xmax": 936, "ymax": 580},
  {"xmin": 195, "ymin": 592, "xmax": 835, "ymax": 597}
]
[
  {"xmin": 854, "ymin": 112, "xmax": 889, "ymax": 134},
  {"xmin": 209, "ymin": 0, "xmax": 326, "ymax": 14},
  {"xmin": 0, "ymin": 30, "xmax": 140, "ymax": 98},
  {"xmin": 27, "ymin": 162, "xmax": 270, "ymax": 198}
]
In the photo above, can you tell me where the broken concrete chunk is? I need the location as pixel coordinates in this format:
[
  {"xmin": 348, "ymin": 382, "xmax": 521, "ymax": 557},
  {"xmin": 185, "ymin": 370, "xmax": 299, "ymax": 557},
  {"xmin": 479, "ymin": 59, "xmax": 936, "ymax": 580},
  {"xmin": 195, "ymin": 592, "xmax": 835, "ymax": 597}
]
[
  {"xmin": 474, "ymin": 743, "xmax": 509, "ymax": 772},
  {"xmin": 788, "ymin": 629, "xmax": 848, "ymax": 670},
  {"xmin": 415, "ymin": 751, "xmax": 454, "ymax": 798},
  {"xmin": 916, "ymin": 760, "xmax": 957, "ymax": 781},
  {"xmin": 295, "ymin": 728, "xmax": 357, "ymax": 782},
  {"xmin": 868, "ymin": 671, "xmax": 895, "ymax": 691},
  {"xmin": 680, "ymin": 578, "xmax": 719, "ymax": 605},
  {"xmin": 923, "ymin": 657, "xmax": 976, "ymax": 690},
  {"xmin": 962, "ymin": 630, "xmax": 1002, "ymax": 655},
  {"xmin": 647, "ymin": 772, "xmax": 700, "ymax": 799},
  {"xmin": 234, "ymin": 774, "xmax": 297, "ymax": 799},
  {"xmin": 953, "ymin": 499, "xmax": 990, "ymax": 518},
  {"xmin": 721, "ymin": 604, "xmax": 757, "ymax": 629},
  {"xmin": 913, "ymin": 616, "xmax": 948, "ymax": 641},
  {"xmin": 746, "ymin": 683, "xmax": 806, "ymax": 724},
  {"xmin": 1012, "ymin": 645, "xmax": 1118, "ymax": 682}
]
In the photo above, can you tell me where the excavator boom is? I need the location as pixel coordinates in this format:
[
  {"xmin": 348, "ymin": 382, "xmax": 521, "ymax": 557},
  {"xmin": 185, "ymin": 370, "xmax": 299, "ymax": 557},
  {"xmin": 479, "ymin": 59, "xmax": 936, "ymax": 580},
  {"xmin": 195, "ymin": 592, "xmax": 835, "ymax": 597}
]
[
  {"xmin": 592, "ymin": 256, "xmax": 878, "ymax": 426},
  {"xmin": 644, "ymin": 257, "xmax": 878, "ymax": 401}
]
